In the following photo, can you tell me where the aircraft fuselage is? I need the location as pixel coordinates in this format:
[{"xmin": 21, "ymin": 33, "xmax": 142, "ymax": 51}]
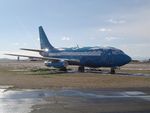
[{"xmin": 40, "ymin": 46, "xmax": 131, "ymax": 68}]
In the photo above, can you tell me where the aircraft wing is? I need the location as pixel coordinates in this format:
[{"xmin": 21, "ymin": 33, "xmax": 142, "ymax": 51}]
[{"xmin": 5, "ymin": 53, "xmax": 80, "ymax": 63}]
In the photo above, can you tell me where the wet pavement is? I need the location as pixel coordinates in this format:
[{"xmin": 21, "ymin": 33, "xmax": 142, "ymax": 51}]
[{"xmin": 0, "ymin": 87, "xmax": 150, "ymax": 113}]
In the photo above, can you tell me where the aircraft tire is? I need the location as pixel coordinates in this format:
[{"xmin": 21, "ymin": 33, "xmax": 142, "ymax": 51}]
[
  {"xmin": 110, "ymin": 67, "xmax": 115, "ymax": 74},
  {"xmin": 59, "ymin": 67, "xmax": 67, "ymax": 72},
  {"xmin": 78, "ymin": 66, "xmax": 85, "ymax": 72}
]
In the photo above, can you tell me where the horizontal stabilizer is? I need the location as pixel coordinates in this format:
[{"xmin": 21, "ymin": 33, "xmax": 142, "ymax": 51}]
[{"xmin": 20, "ymin": 48, "xmax": 44, "ymax": 52}]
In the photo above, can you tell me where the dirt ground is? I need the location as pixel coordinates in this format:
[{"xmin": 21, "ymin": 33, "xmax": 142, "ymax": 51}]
[
  {"xmin": 0, "ymin": 60, "xmax": 150, "ymax": 89},
  {"xmin": 1, "ymin": 60, "xmax": 150, "ymax": 113}
]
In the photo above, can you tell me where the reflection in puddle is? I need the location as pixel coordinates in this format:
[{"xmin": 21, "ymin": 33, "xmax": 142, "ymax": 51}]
[
  {"xmin": 0, "ymin": 87, "xmax": 150, "ymax": 113},
  {"xmin": 0, "ymin": 89, "xmax": 48, "ymax": 113}
]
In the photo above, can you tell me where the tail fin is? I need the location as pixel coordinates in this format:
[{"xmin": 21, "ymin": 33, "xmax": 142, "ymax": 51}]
[{"xmin": 39, "ymin": 26, "xmax": 56, "ymax": 51}]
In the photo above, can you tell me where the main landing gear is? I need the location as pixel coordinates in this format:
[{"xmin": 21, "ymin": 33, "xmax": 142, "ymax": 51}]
[
  {"xmin": 78, "ymin": 66, "xmax": 85, "ymax": 72},
  {"xmin": 59, "ymin": 67, "xmax": 67, "ymax": 72},
  {"xmin": 110, "ymin": 67, "xmax": 116, "ymax": 74}
]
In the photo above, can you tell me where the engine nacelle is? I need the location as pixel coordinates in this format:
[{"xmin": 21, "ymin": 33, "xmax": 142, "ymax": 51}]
[{"xmin": 44, "ymin": 61, "xmax": 68, "ymax": 68}]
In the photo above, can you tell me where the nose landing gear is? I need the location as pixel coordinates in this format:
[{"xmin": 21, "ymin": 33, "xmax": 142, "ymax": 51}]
[
  {"xmin": 78, "ymin": 66, "xmax": 85, "ymax": 72},
  {"xmin": 110, "ymin": 67, "xmax": 116, "ymax": 74}
]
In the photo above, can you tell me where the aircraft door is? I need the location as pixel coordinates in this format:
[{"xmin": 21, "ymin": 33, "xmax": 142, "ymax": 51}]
[{"xmin": 107, "ymin": 50, "xmax": 113, "ymax": 66}]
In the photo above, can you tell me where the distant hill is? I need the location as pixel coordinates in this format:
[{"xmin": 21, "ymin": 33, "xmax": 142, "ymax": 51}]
[
  {"xmin": 132, "ymin": 56, "xmax": 150, "ymax": 61},
  {"xmin": 0, "ymin": 58, "xmax": 16, "ymax": 62}
]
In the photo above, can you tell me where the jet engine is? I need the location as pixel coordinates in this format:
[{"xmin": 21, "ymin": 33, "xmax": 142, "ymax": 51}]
[{"xmin": 44, "ymin": 61, "xmax": 68, "ymax": 68}]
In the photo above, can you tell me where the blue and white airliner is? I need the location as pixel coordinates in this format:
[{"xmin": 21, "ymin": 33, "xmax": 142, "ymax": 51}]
[{"xmin": 6, "ymin": 26, "xmax": 131, "ymax": 74}]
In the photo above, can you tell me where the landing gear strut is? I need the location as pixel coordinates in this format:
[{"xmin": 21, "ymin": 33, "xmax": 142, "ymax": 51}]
[
  {"xmin": 110, "ymin": 67, "xmax": 115, "ymax": 74},
  {"xmin": 59, "ymin": 67, "xmax": 67, "ymax": 72},
  {"xmin": 78, "ymin": 66, "xmax": 85, "ymax": 72}
]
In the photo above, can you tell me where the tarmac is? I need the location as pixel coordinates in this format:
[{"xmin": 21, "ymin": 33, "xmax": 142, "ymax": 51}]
[
  {"xmin": 0, "ymin": 60, "xmax": 150, "ymax": 113},
  {"xmin": 0, "ymin": 87, "xmax": 150, "ymax": 113}
]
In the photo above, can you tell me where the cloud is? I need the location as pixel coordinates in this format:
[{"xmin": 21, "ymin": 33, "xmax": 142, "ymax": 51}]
[
  {"xmin": 108, "ymin": 19, "xmax": 126, "ymax": 24},
  {"xmin": 61, "ymin": 36, "xmax": 70, "ymax": 41},
  {"xmin": 109, "ymin": 16, "xmax": 150, "ymax": 38},
  {"xmin": 98, "ymin": 28, "xmax": 112, "ymax": 32},
  {"xmin": 101, "ymin": 8, "xmax": 150, "ymax": 40},
  {"xmin": 120, "ymin": 43, "xmax": 150, "ymax": 57},
  {"xmin": 105, "ymin": 36, "xmax": 119, "ymax": 41}
]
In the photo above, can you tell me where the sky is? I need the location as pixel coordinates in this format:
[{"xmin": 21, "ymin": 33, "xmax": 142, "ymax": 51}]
[{"xmin": 0, "ymin": 0, "xmax": 150, "ymax": 59}]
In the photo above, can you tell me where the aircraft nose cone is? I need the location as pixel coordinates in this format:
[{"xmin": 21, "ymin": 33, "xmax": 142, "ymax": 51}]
[
  {"xmin": 112, "ymin": 53, "xmax": 131, "ymax": 66},
  {"xmin": 124, "ymin": 54, "xmax": 132, "ymax": 64}
]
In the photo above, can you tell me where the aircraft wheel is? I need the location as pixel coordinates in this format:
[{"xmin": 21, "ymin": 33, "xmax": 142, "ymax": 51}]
[
  {"xmin": 78, "ymin": 66, "xmax": 85, "ymax": 72},
  {"xmin": 59, "ymin": 67, "xmax": 67, "ymax": 72},
  {"xmin": 110, "ymin": 67, "xmax": 115, "ymax": 74}
]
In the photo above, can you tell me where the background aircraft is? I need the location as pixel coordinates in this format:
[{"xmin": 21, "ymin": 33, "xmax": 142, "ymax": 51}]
[{"xmin": 6, "ymin": 26, "xmax": 131, "ymax": 74}]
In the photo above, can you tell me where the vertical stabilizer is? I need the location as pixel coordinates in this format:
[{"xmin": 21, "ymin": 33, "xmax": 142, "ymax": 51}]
[{"xmin": 39, "ymin": 26, "xmax": 55, "ymax": 50}]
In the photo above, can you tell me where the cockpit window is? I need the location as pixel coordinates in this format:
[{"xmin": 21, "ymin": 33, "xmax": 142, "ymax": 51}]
[{"xmin": 112, "ymin": 49, "xmax": 124, "ymax": 54}]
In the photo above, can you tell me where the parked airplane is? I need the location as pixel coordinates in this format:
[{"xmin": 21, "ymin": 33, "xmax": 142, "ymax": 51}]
[{"xmin": 6, "ymin": 26, "xmax": 131, "ymax": 74}]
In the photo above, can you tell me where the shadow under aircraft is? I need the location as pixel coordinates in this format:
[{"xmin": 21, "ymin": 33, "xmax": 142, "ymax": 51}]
[{"xmin": 6, "ymin": 26, "xmax": 131, "ymax": 74}]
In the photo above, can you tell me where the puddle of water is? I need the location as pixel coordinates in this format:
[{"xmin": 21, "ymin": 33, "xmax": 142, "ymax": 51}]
[
  {"xmin": 124, "ymin": 91, "xmax": 146, "ymax": 96},
  {"xmin": 10, "ymin": 69, "xmax": 28, "ymax": 72},
  {"xmin": 0, "ymin": 88, "xmax": 150, "ymax": 113},
  {"xmin": 0, "ymin": 89, "xmax": 49, "ymax": 113},
  {"xmin": 0, "ymin": 85, "xmax": 13, "ymax": 89},
  {"xmin": 0, "ymin": 98, "xmax": 43, "ymax": 113}
]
